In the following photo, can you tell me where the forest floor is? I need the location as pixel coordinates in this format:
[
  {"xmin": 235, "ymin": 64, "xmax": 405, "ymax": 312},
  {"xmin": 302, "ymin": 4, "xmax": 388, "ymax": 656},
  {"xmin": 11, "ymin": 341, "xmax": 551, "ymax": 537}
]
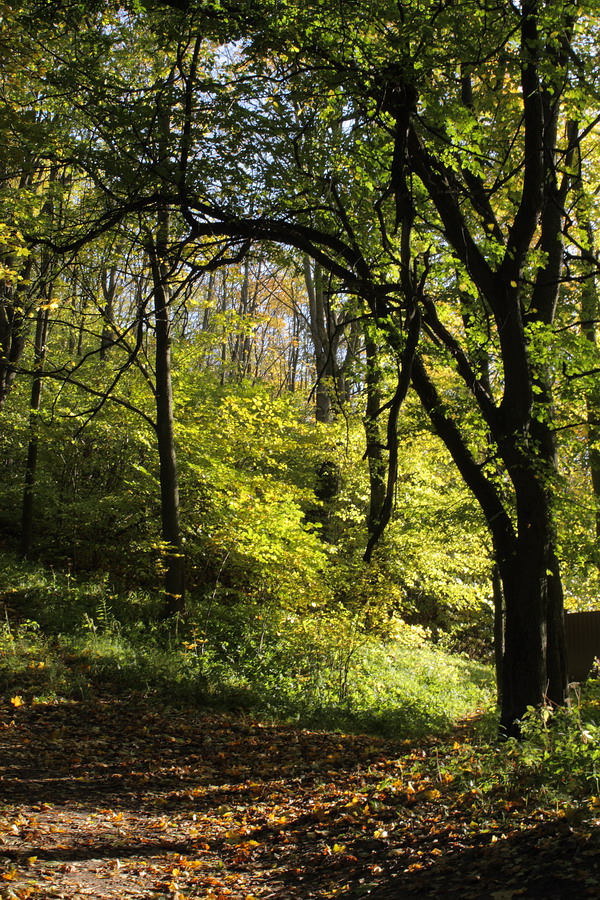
[{"xmin": 1, "ymin": 694, "xmax": 599, "ymax": 900}]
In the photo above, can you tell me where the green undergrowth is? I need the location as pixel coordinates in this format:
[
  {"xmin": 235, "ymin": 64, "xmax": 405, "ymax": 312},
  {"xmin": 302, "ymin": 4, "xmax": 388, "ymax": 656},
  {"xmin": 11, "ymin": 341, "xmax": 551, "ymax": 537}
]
[
  {"xmin": 402, "ymin": 683, "xmax": 600, "ymax": 822},
  {"xmin": 2, "ymin": 552, "xmax": 599, "ymax": 822},
  {"xmin": 0, "ymin": 550, "xmax": 494, "ymax": 740}
]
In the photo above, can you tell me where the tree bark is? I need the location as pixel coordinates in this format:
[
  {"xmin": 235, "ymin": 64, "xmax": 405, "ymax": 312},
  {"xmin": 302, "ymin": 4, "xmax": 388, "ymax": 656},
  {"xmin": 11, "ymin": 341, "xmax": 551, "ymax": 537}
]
[
  {"xmin": 0, "ymin": 258, "xmax": 34, "ymax": 411},
  {"xmin": 100, "ymin": 265, "xmax": 118, "ymax": 361},
  {"xmin": 363, "ymin": 334, "xmax": 386, "ymax": 535},
  {"xmin": 20, "ymin": 306, "xmax": 50, "ymax": 558},
  {"xmin": 575, "ymin": 194, "xmax": 600, "ymax": 542},
  {"xmin": 497, "ymin": 465, "xmax": 566, "ymax": 734},
  {"xmin": 304, "ymin": 256, "xmax": 338, "ymax": 422},
  {"xmin": 149, "ymin": 207, "xmax": 186, "ymax": 617},
  {"xmin": 492, "ymin": 564, "xmax": 504, "ymax": 705},
  {"xmin": 411, "ymin": 354, "xmax": 568, "ymax": 736}
]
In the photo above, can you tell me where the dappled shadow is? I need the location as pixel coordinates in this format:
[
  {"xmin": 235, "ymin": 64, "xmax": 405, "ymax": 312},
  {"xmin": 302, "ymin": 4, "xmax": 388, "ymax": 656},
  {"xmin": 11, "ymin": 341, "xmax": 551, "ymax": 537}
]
[
  {"xmin": 2, "ymin": 837, "xmax": 200, "ymax": 864},
  {"xmin": 351, "ymin": 817, "xmax": 599, "ymax": 900},
  {"xmin": 0, "ymin": 696, "xmax": 390, "ymax": 810},
  {"xmin": 1, "ymin": 697, "xmax": 598, "ymax": 900}
]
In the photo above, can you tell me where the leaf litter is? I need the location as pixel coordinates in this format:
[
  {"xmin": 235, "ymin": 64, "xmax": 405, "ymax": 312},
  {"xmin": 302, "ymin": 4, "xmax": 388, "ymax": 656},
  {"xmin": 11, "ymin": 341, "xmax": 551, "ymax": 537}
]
[{"xmin": 0, "ymin": 696, "xmax": 598, "ymax": 899}]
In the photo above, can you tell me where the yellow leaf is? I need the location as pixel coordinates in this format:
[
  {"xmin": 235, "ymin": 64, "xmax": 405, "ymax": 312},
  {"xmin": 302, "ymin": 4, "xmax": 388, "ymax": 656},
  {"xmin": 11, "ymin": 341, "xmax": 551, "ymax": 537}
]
[
  {"xmin": 333, "ymin": 843, "xmax": 346, "ymax": 853},
  {"xmin": 10, "ymin": 696, "xmax": 23, "ymax": 708},
  {"xmin": 225, "ymin": 830, "xmax": 245, "ymax": 844}
]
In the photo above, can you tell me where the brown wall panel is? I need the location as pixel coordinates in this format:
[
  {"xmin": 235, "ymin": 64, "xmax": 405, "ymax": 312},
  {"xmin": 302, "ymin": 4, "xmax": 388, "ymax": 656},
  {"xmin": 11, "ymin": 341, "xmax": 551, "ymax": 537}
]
[{"xmin": 566, "ymin": 612, "xmax": 600, "ymax": 682}]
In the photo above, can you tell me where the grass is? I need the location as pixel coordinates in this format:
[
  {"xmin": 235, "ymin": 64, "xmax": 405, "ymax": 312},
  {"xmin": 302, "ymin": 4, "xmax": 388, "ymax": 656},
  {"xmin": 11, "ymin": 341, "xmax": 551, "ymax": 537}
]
[
  {"xmin": 3, "ymin": 550, "xmax": 600, "ymax": 824},
  {"xmin": 0, "ymin": 549, "xmax": 495, "ymax": 740}
]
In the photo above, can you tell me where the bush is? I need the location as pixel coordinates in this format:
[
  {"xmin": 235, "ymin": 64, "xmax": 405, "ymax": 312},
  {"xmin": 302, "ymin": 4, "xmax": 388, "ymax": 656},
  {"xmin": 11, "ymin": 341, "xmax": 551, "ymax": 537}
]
[{"xmin": 425, "ymin": 681, "xmax": 600, "ymax": 815}]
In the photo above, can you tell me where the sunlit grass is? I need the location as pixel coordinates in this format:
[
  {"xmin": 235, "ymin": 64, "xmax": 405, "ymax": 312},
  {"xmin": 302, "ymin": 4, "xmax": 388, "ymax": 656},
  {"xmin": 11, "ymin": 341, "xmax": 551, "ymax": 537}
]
[{"xmin": 0, "ymin": 550, "xmax": 494, "ymax": 739}]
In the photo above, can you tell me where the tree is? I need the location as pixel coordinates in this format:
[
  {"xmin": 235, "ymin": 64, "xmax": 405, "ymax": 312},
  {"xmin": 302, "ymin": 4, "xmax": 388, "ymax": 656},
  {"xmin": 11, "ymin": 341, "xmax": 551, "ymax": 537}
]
[
  {"xmin": 14, "ymin": 6, "xmax": 202, "ymax": 610},
  {"xmin": 150, "ymin": 0, "xmax": 600, "ymax": 733},
  {"xmin": 572, "ymin": 166, "xmax": 600, "ymax": 546},
  {"xmin": 15, "ymin": 0, "xmax": 600, "ymax": 732}
]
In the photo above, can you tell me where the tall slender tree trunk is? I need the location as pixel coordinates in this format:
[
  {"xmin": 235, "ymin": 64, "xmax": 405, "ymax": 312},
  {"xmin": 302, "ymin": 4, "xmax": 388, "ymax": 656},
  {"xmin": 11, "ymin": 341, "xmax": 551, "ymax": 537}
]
[
  {"xmin": 304, "ymin": 257, "xmax": 337, "ymax": 423},
  {"xmin": 20, "ymin": 171, "xmax": 59, "ymax": 556},
  {"xmin": 100, "ymin": 265, "xmax": 118, "ymax": 361},
  {"xmin": 575, "ymin": 198, "xmax": 600, "ymax": 542},
  {"xmin": 149, "ymin": 207, "xmax": 185, "ymax": 617},
  {"xmin": 287, "ymin": 301, "xmax": 302, "ymax": 392},
  {"xmin": 0, "ymin": 257, "xmax": 33, "ymax": 411},
  {"xmin": 236, "ymin": 257, "xmax": 259, "ymax": 381},
  {"xmin": 492, "ymin": 564, "xmax": 504, "ymax": 705},
  {"xmin": 20, "ymin": 306, "xmax": 50, "ymax": 558},
  {"xmin": 363, "ymin": 334, "xmax": 386, "ymax": 535}
]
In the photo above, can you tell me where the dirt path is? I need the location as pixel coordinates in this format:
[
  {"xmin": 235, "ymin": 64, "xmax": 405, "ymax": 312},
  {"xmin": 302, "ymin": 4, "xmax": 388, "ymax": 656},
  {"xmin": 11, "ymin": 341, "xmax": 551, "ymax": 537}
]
[{"xmin": 0, "ymin": 697, "xmax": 598, "ymax": 899}]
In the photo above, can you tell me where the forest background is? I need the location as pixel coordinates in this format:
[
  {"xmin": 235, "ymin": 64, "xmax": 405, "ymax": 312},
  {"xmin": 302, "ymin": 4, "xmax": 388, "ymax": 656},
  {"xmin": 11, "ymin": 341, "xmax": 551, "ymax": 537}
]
[{"xmin": 1, "ymin": 0, "xmax": 600, "ymax": 746}]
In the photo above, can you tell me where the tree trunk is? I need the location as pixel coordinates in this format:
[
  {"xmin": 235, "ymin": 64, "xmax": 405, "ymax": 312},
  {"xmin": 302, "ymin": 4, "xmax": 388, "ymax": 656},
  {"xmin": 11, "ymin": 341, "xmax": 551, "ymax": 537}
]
[
  {"xmin": 100, "ymin": 265, "xmax": 118, "ymax": 360},
  {"xmin": 411, "ymin": 354, "xmax": 568, "ymax": 736},
  {"xmin": 575, "ymin": 200, "xmax": 600, "ymax": 542},
  {"xmin": 545, "ymin": 544, "xmax": 569, "ymax": 702},
  {"xmin": 496, "ymin": 467, "xmax": 567, "ymax": 735},
  {"xmin": 0, "ymin": 258, "xmax": 33, "ymax": 410},
  {"xmin": 304, "ymin": 256, "xmax": 337, "ymax": 422},
  {"xmin": 149, "ymin": 207, "xmax": 185, "ymax": 617},
  {"xmin": 287, "ymin": 301, "xmax": 302, "ymax": 392},
  {"xmin": 363, "ymin": 334, "xmax": 386, "ymax": 534},
  {"xmin": 492, "ymin": 563, "xmax": 504, "ymax": 705},
  {"xmin": 20, "ymin": 307, "xmax": 50, "ymax": 558},
  {"xmin": 236, "ymin": 257, "xmax": 259, "ymax": 381}
]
